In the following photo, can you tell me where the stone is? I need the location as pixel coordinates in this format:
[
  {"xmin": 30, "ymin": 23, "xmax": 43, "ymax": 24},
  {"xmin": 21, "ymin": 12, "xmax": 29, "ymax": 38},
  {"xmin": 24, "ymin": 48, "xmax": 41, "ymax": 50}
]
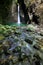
[
  {"xmin": 27, "ymin": 24, "xmax": 37, "ymax": 32},
  {"xmin": 0, "ymin": 35, "xmax": 5, "ymax": 40}
]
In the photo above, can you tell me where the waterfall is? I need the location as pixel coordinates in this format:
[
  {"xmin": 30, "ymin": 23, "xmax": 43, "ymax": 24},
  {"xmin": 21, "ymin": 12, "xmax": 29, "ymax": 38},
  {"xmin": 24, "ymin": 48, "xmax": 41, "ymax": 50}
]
[
  {"xmin": 11, "ymin": 0, "xmax": 21, "ymax": 25},
  {"xmin": 17, "ymin": 4, "xmax": 21, "ymax": 25}
]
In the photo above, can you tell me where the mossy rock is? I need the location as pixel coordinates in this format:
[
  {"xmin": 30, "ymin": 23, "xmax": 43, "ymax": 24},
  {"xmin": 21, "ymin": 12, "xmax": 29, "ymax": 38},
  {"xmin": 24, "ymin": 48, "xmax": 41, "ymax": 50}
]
[
  {"xmin": 27, "ymin": 24, "xmax": 36, "ymax": 32},
  {"xmin": 0, "ymin": 35, "xmax": 5, "ymax": 40},
  {"xmin": 25, "ymin": 37, "xmax": 33, "ymax": 44}
]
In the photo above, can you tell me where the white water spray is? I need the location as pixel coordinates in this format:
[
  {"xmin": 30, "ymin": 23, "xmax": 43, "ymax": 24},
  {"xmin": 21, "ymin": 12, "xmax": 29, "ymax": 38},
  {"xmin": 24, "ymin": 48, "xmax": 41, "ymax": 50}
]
[{"xmin": 17, "ymin": 4, "xmax": 21, "ymax": 25}]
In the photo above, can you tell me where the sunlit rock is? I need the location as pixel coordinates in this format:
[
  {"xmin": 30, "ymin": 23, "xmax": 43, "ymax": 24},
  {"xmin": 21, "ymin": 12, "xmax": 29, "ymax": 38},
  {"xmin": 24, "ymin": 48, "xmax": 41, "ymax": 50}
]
[{"xmin": 27, "ymin": 24, "xmax": 37, "ymax": 31}]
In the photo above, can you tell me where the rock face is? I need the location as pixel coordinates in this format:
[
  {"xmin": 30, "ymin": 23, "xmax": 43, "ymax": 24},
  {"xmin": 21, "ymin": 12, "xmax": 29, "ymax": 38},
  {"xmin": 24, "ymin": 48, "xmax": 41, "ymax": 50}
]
[
  {"xmin": 1, "ymin": 0, "xmax": 42, "ymax": 25},
  {"xmin": 9, "ymin": 0, "xmax": 43, "ymax": 24},
  {"xmin": 25, "ymin": 0, "xmax": 43, "ymax": 25},
  {"xmin": 36, "ymin": 4, "xmax": 43, "ymax": 25},
  {"xmin": 8, "ymin": 0, "xmax": 18, "ymax": 23}
]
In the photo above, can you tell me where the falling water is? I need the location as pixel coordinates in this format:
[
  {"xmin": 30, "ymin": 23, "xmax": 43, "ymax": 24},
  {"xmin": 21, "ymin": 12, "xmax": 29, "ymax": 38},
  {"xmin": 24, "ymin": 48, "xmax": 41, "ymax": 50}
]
[{"xmin": 17, "ymin": 4, "xmax": 21, "ymax": 25}]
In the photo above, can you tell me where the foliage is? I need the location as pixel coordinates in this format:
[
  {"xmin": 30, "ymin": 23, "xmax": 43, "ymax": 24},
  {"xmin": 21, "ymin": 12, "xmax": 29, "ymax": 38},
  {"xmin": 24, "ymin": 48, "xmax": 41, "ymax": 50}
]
[
  {"xmin": 0, "ymin": 24, "xmax": 43, "ymax": 64},
  {"xmin": 0, "ymin": 24, "xmax": 17, "ymax": 36},
  {"xmin": 0, "ymin": 0, "xmax": 12, "ymax": 24}
]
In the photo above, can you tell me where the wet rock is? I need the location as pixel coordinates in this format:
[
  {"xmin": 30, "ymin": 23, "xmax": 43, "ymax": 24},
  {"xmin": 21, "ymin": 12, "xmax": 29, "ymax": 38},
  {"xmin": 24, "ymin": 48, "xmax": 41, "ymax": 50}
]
[
  {"xmin": 33, "ymin": 44, "xmax": 40, "ymax": 50},
  {"xmin": 25, "ymin": 36, "xmax": 34, "ymax": 44},
  {"xmin": 40, "ymin": 31, "xmax": 43, "ymax": 36},
  {"xmin": 33, "ymin": 36, "xmax": 43, "ymax": 52},
  {"xmin": 0, "ymin": 24, "xmax": 43, "ymax": 65},
  {"xmin": 14, "ymin": 30, "xmax": 21, "ymax": 35},
  {"xmin": 0, "ymin": 34, "xmax": 5, "ymax": 41},
  {"xmin": 26, "ymin": 24, "xmax": 37, "ymax": 32},
  {"xmin": 25, "ymin": 38, "xmax": 33, "ymax": 44}
]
